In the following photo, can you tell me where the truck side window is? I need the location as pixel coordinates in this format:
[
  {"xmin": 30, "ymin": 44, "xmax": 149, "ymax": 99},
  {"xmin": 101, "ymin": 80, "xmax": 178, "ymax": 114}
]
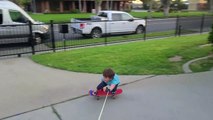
[
  {"xmin": 0, "ymin": 9, "xmax": 2, "ymax": 24},
  {"xmin": 122, "ymin": 14, "xmax": 132, "ymax": 21},
  {"xmin": 98, "ymin": 12, "xmax": 108, "ymax": 18},
  {"xmin": 9, "ymin": 10, "xmax": 28, "ymax": 23},
  {"xmin": 112, "ymin": 14, "xmax": 122, "ymax": 21}
]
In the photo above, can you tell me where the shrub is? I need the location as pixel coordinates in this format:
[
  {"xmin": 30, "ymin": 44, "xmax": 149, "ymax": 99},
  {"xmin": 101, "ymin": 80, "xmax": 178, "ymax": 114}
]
[
  {"xmin": 70, "ymin": 9, "xmax": 80, "ymax": 13},
  {"xmin": 208, "ymin": 24, "xmax": 213, "ymax": 50}
]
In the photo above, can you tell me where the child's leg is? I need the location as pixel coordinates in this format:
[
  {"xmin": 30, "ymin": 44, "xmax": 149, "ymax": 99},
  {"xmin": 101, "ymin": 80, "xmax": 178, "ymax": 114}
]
[
  {"xmin": 111, "ymin": 84, "xmax": 119, "ymax": 94},
  {"xmin": 97, "ymin": 81, "xmax": 108, "ymax": 90}
]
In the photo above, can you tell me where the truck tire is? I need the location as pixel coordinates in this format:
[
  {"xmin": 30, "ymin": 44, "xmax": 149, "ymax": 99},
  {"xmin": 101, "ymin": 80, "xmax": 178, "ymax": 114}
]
[
  {"xmin": 135, "ymin": 25, "xmax": 144, "ymax": 34},
  {"xmin": 91, "ymin": 28, "xmax": 102, "ymax": 38},
  {"xmin": 82, "ymin": 34, "xmax": 89, "ymax": 38},
  {"xmin": 28, "ymin": 33, "xmax": 41, "ymax": 45},
  {"xmin": 34, "ymin": 33, "xmax": 42, "ymax": 44}
]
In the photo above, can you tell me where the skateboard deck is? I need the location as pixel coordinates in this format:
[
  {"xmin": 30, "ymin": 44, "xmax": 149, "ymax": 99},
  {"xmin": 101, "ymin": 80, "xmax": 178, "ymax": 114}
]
[{"xmin": 89, "ymin": 89, "xmax": 123, "ymax": 97}]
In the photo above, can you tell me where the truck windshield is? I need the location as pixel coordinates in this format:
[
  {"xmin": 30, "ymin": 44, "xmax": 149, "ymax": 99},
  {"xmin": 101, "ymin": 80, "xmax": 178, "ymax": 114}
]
[
  {"xmin": 9, "ymin": 10, "xmax": 28, "ymax": 23},
  {"xmin": 122, "ymin": 14, "xmax": 133, "ymax": 21},
  {"xmin": 98, "ymin": 12, "xmax": 107, "ymax": 18},
  {"xmin": 0, "ymin": 9, "xmax": 2, "ymax": 24}
]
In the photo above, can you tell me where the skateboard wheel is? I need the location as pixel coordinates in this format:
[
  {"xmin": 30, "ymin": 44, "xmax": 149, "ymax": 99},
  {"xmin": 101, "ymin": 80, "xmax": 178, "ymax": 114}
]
[
  {"xmin": 96, "ymin": 96, "xmax": 100, "ymax": 100},
  {"xmin": 112, "ymin": 96, "xmax": 116, "ymax": 99}
]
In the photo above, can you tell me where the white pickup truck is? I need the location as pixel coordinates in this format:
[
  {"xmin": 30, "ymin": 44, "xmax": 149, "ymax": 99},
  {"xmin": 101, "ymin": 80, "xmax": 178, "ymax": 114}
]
[{"xmin": 71, "ymin": 11, "xmax": 146, "ymax": 38}]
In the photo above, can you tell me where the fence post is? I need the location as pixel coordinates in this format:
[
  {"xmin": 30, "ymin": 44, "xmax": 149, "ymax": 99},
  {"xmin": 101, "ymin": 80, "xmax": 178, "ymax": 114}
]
[
  {"xmin": 175, "ymin": 15, "xmax": 180, "ymax": 36},
  {"xmin": 105, "ymin": 20, "xmax": 107, "ymax": 45},
  {"xmin": 144, "ymin": 17, "xmax": 147, "ymax": 41},
  {"xmin": 29, "ymin": 21, "xmax": 35, "ymax": 55},
  {"xmin": 200, "ymin": 14, "xmax": 205, "ymax": 34},
  {"xmin": 178, "ymin": 25, "xmax": 182, "ymax": 36},
  {"xmin": 50, "ymin": 20, "xmax": 56, "ymax": 52}
]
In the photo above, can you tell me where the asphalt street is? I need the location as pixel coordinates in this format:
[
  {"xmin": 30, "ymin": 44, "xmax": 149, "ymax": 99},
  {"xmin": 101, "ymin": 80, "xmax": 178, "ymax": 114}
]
[{"xmin": 53, "ymin": 17, "xmax": 213, "ymax": 41}]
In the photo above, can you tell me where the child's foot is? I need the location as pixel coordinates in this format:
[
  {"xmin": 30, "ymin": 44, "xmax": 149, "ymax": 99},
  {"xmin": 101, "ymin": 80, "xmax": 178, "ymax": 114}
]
[
  {"xmin": 89, "ymin": 90, "xmax": 97, "ymax": 96},
  {"xmin": 111, "ymin": 91, "xmax": 115, "ymax": 96},
  {"xmin": 111, "ymin": 92, "xmax": 116, "ymax": 99},
  {"xmin": 92, "ymin": 91, "xmax": 97, "ymax": 96}
]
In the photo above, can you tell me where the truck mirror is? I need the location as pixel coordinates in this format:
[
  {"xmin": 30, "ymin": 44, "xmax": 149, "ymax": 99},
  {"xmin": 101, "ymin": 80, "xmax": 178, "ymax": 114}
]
[{"xmin": 128, "ymin": 19, "xmax": 134, "ymax": 22}]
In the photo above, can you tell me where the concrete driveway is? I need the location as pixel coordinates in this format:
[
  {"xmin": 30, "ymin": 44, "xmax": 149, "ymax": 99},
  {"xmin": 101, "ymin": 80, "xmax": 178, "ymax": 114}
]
[
  {"xmin": 0, "ymin": 57, "xmax": 213, "ymax": 120},
  {"xmin": 0, "ymin": 57, "xmax": 149, "ymax": 119}
]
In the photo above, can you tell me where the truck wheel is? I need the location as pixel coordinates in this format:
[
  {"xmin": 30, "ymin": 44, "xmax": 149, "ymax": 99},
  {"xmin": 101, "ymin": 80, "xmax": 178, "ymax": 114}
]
[
  {"xmin": 34, "ymin": 33, "xmax": 42, "ymax": 44},
  {"xmin": 91, "ymin": 28, "xmax": 102, "ymax": 38},
  {"xmin": 82, "ymin": 34, "xmax": 89, "ymax": 38},
  {"xmin": 135, "ymin": 25, "xmax": 144, "ymax": 34}
]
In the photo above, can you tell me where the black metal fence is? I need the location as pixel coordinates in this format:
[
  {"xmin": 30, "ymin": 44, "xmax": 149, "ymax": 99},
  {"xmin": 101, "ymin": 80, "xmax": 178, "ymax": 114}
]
[{"xmin": 0, "ymin": 15, "xmax": 213, "ymax": 57}]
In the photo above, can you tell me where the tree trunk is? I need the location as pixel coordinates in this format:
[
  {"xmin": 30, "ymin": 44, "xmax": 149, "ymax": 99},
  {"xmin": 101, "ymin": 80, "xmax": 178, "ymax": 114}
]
[
  {"xmin": 107, "ymin": 0, "xmax": 109, "ymax": 10},
  {"xmin": 148, "ymin": 0, "xmax": 153, "ymax": 18},
  {"xmin": 79, "ymin": 0, "xmax": 82, "ymax": 12},
  {"xmin": 83, "ymin": 0, "xmax": 86, "ymax": 12},
  {"xmin": 163, "ymin": 5, "xmax": 170, "ymax": 17},
  {"xmin": 95, "ymin": 0, "xmax": 102, "ymax": 14},
  {"xmin": 210, "ymin": 0, "xmax": 213, "ymax": 12},
  {"xmin": 110, "ymin": 0, "xmax": 113, "ymax": 10},
  {"xmin": 160, "ymin": 0, "xmax": 170, "ymax": 17}
]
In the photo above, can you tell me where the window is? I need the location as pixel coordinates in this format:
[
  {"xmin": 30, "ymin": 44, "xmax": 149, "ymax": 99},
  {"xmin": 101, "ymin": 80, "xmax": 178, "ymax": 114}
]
[
  {"xmin": 9, "ymin": 10, "xmax": 28, "ymax": 23},
  {"xmin": 122, "ymin": 13, "xmax": 132, "ymax": 21},
  {"xmin": 112, "ymin": 14, "xmax": 122, "ymax": 21},
  {"xmin": 98, "ymin": 12, "xmax": 108, "ymax": 18},
  {"xmin": 0, "ymin": 9, "xmax": 2, "ymax": 24}
]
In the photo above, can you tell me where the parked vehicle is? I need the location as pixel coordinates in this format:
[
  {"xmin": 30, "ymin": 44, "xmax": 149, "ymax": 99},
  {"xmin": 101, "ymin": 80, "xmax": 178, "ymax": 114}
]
[
  {"xmin": 0, "ymin": 0, "xmax": 49, "ymax": 44},
  {"xmin": 71, "ymin": 11, "xmax": 146, "ymax": 38}
]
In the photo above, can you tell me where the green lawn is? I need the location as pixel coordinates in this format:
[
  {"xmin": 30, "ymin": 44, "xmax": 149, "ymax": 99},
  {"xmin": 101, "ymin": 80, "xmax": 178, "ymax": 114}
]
[
  {"xmin": 130, "ymin": 11, "xmax": 212, "ymax": 19},
  {"xmin": 190, "ymin": 57, "xmax": 213, "ymax": 72},
  {"xmin": 50, "ymin": 31, "xmax": 176, "ymax": 48},
  {"xmin": 30, "ymin": 11, "xmax": 212, "ymax": 23},
  {"xmin": 32, "ymin": 34, "xmax": 211, "ymax": 75},
  {"xmin": 30, "ymin": 13, "xmax": 94, "ymax": 23}
]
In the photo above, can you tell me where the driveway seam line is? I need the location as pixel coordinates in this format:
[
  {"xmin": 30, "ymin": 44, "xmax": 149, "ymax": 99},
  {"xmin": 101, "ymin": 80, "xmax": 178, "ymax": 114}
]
[{"xmin": 51, "ymin": 105, "xmax": 63, "ymax": 120}]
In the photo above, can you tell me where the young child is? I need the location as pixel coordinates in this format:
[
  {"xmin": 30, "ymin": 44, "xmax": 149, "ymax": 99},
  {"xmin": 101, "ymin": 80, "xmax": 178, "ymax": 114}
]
[{"xmin": 92, "ymin": 68, "xmax": 120, "ymax": 95}]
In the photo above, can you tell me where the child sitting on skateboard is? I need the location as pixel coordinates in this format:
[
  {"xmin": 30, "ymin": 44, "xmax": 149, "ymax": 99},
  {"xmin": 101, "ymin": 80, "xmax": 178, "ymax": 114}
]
[{"xmin": 91, "ymin": 68, "xmax": 120, "ymax": 96}]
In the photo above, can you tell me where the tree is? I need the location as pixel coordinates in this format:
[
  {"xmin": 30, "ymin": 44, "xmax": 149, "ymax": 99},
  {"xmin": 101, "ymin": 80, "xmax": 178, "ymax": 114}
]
[
  {"xmin": 141, "ymin": 0, "xmax": 151, "ymax": 10},
  {"xmin": 11, "ymin": 0, "xmax": 31, "ymax": 6},
  {"xmin": 208, "ymin": 24, "xmax": 213, "ymax": 50},
  {"xmin": 10, "ymin": 0, "xmax": 31, "ymax": 11},
  {"xmin": 209, "ymin": 0, "xmax": 213, "ymax": 12},
  {"xmin": 95, "ymin": 0, "xmax": 102, "ymax": 14},
  {"xmin": 160, "ymin": 0, "xmax": 171, "ymax": 17},
  {"xmin": 78, "ymin": 0, "xmax": 82, "ymax": 12}
]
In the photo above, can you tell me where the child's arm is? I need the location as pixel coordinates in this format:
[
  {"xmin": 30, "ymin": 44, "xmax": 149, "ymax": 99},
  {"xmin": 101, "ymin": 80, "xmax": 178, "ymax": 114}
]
[
  {"xmin": 109, "ymin": 84, "xmax": 116, "ymax": 91},
  {"xmin": 105, "ymin": 84, "xmax": 115, "ymax": 92}
]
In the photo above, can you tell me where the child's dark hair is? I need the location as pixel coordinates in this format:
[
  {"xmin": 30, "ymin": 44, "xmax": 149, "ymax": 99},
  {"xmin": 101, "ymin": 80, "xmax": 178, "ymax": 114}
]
[{"xmin": 103, "ymin": 68, "xmax": 115, "ymax": 79}]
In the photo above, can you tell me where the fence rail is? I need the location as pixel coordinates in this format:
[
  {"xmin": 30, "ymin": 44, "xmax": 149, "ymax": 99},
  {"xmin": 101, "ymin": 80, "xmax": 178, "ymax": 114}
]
[{"xmin": 0, "ymin": 15, "xmax": 213, "ymax": 57}]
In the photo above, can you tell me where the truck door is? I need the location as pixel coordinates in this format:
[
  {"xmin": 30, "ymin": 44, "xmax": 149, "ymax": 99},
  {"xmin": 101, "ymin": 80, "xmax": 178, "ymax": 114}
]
[
  {"xmin": 109, "ymin": 13, "xmax": 124, "ymax": 33},
  {"xmin": 121, "ymin": 13, "xmax": 137, "ymax": 32},
  {"xmin": 7, "ymin": 10, "xmax": 29, "ymax": 38}
]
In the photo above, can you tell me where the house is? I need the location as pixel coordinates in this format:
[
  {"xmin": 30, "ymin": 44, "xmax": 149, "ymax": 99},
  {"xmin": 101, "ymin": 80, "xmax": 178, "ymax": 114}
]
[
  {"xmin": 188, "ymin": 0, "xmax": 208, "ymax": 10},
  {"xmin": 33, "ymin": 0, "xmax": 131, "ymax": 13}
]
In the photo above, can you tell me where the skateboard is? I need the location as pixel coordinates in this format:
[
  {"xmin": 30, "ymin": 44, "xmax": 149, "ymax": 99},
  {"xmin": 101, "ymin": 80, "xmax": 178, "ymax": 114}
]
[{"xmin": 89, "ymin": 89, "xmax": 123, "ymax": 100}]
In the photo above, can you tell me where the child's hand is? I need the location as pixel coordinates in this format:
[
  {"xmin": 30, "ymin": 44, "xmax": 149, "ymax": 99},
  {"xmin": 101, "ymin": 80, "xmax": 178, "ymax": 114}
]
[{"xmin": 105, "ymin": 87, "xmax": 111, "ymax": 93}]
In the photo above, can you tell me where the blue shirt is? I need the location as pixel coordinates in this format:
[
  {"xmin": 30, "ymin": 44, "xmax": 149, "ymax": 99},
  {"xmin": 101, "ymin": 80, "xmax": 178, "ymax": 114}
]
[{"xmin": 101, "ymin": 74, "xmax": 120, "ymax": 85}]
